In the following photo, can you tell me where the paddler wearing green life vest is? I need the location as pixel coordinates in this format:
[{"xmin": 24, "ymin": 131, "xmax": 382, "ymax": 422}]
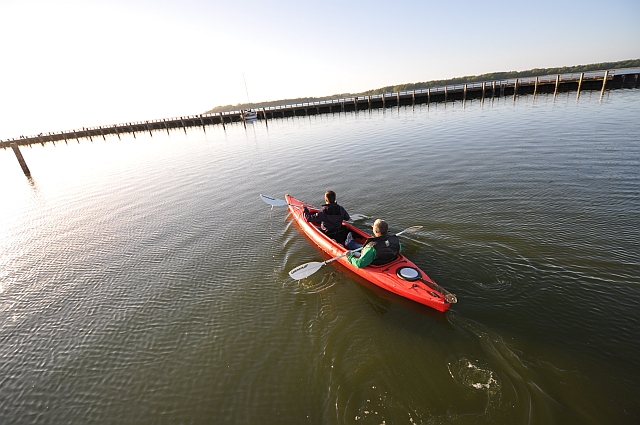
[{"xmin": 346, "ymin": 219, "xmax": 401, "ymax": 268}]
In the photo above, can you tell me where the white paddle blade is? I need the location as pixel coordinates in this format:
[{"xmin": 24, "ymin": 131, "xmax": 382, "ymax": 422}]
[
  {"xmin": 397, "ymin": 225, "xmax": 423, "ymax": 236},
  {"xmin": 289, "ymin": 262, "xmax": 324, "ymax": 280},
  {"xmin": 349, "ymin": 214, "xmax": 369, "ymax": 221},
  {"xmin": 260, "ymin": 194, "xmax": 288, "ymax": 207}
]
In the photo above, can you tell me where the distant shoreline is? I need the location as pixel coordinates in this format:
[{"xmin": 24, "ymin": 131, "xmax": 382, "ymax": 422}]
[
  {"xmin": 2, "ymin": 61, "xmax": 638, "ymax": 146},
  {"xmin": 205, "ymin": 58, "xmax": 640, "ymax": 114}
]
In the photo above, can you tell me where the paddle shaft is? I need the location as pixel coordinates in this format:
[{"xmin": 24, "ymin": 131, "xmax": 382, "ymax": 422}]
[
  {"xmin": 260, "ymin": 194, "xmax": 368, "ymax": 221},
  {"xmin": 323, "ymin": 246, "xmax": 363, "ymax": 265}
]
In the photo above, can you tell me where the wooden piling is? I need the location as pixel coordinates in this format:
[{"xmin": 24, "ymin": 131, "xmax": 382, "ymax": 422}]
[
  {"xmin": 11, "ymin": 142, "xmax": 30, "ymax": 176},
  {"xmin": 576, "ymin": 72, "xmax": 584, "ymax": 98},
  {"xmin": 481, "ymin": 82, "xmax": 486, "ymax": 100},
  {"xmin": 492, "ymin": 81, "xmax": 496, "ymax": 98},
  {"xmin": 600, "ymin": 70, "xmax": 609, "ymax": 96},
  {"xmin": 396, "ymin": 92, "xmax": 400, "ymax": 109},
  {"xmin": 382, "ymin": 94, "xmax": 385, "ymax": 108},
  {"xmin": 427, "ymin": 88, "xmax": 430, "ymax": 105},
  {"xmin": 444, "ymin": 86, "xmax": 448, "ymax": 102},
  {"xmin": 219, "ymin": 113, "xmax": 226, "ymax": 130},
  {"xmin": 463, "ymin": 84, "xmax": 467, "ymax": 103},
  {"xmin": 513, "ymin": 79, "xmax": 518, "ymax": 101},
  {"xmin": 554, "ymin": 75, "xmax": 560, "ymax": 97},
  {"xmin": 262, "ymin": 108, "xmax": 268, "ymax": 128},
  {"xmin": 534, "ymin": 76, "xmax": 538, "ymax": 97}
]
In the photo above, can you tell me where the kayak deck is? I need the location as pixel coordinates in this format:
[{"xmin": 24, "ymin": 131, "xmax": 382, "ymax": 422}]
[{"xmin": 286, "ymin": 194, "xmax": 451, "ymax": 312}]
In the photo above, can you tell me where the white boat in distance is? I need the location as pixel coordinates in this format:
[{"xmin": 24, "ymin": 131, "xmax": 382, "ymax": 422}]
[
  {"xmin": 241, "ymin": 72, "xmax": 258, "ymax": 121},
  {"xmin": 242, "ymin": 110, "xmax": 258, "ymax": 121}
]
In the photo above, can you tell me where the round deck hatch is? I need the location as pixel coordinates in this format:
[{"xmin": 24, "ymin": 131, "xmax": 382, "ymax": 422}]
[{"xmin": 396, "ymin": 266, "xmax": 421, "ymax": 281}]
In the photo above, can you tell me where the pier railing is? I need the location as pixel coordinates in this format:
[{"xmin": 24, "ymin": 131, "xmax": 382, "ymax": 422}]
[{"xmin": 2, "ymin": 68, "xmax": 639, "ymax": 152}]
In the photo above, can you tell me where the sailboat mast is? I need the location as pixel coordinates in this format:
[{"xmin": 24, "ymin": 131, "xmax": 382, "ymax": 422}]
[{"xmin": 242, "ymin": 72, "xmax": 251, "ymax": 104}]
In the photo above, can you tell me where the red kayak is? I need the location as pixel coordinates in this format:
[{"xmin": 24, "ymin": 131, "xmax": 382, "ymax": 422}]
[{"xmin": 285, "ymin": 194, "xmax": 454, "ymax": 312}]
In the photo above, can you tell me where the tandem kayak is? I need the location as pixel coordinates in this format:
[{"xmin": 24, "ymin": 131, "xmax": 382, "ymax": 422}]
[{"xmin": 284, "ymin": 194, "xmax": 454, "ymax": 312}]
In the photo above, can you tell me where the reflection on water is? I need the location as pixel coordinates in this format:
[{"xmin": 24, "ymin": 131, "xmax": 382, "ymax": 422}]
[{"xmin": 0, "ymin": 89, "xmax": 639, "ymax": 424}]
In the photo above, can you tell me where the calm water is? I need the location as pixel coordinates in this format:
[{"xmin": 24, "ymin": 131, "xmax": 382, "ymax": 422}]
[{"xmin": 1, "ymin": 89, "xmax": 639, "ymax": 424}]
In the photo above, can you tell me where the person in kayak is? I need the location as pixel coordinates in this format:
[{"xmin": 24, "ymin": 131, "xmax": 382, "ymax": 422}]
[
  {"xmin": 303, "ymin": 190, "xmax": 350, "ymax": 242},
  {"xmin": 346, "ymin": 219, "xmax": 401, "ymax": 268}
]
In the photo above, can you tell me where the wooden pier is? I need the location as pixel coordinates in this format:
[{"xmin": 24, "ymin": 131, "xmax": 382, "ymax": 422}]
[{"xmin": 1, "ymin": 68, "xmax": 638, "ymax": 153}]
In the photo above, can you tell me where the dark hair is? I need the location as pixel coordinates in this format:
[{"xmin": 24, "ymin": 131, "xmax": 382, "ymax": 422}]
[{"xmin": 325, "ymin": 190, "xmax": 336, "ymax": 203}]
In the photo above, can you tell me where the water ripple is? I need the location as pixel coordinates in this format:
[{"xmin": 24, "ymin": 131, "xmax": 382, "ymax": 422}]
[{"xmin": 1, "ymin": 89, "xmax": 639, "ymax": 424}]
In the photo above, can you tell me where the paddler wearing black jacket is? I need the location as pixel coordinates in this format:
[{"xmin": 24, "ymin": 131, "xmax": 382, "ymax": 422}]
[
  {"xmin": 347, "ymin": 219, "xmax": 401, "ymax": 268},
  {"xmin": 303, "ymin": 190, "xmax": 350, "ymax": 242}
]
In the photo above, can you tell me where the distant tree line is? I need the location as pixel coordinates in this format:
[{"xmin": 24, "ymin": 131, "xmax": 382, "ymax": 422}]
[{"xmin": 205, "ymin": 58, "xmax": 640, "ymax": 114}]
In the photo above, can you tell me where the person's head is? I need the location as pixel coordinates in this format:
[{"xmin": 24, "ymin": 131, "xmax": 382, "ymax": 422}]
[
  {"xmin": 372, "ymin": 219, "xmax": 388, "ymax": 236},
  {"xmin": 325, "ymin": 190, "xmax": 336, "ymax": 204}
]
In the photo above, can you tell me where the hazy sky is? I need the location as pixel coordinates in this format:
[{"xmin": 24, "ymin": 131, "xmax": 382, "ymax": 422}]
[{"xmin": 1, "ymin": 0, "xmax": 638, "ymax": 139}]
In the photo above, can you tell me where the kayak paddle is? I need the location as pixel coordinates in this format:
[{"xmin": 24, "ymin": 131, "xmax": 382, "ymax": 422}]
[
  {"xmin": 260, "ymin": 194, "xmax": 291, "ymax": 207},
  {"xmin": 260, "ymin": 194, "xmax": 369, "ymax": 221},
  {"xmin": 289, "ymin": 225, "xmax": 423, "ymax": 280},
  {"xmin": 289, "ymin": 247, "xmax": 363, "ymax": 280}
]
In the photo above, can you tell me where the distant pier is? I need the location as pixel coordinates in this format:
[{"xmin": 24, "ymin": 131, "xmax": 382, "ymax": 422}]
[{"xmin": 2, "ymin": 68, "xmax": 638, "ymax": 152}]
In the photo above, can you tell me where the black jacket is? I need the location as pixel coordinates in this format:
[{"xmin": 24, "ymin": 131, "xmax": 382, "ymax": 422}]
[
  {"xmin": 304, "ymin": 203, "xmax": 350, "ymax": 238},
  {"xmin": 364, "ymin": 234, "xmax": 400, "ymax": 265}
]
